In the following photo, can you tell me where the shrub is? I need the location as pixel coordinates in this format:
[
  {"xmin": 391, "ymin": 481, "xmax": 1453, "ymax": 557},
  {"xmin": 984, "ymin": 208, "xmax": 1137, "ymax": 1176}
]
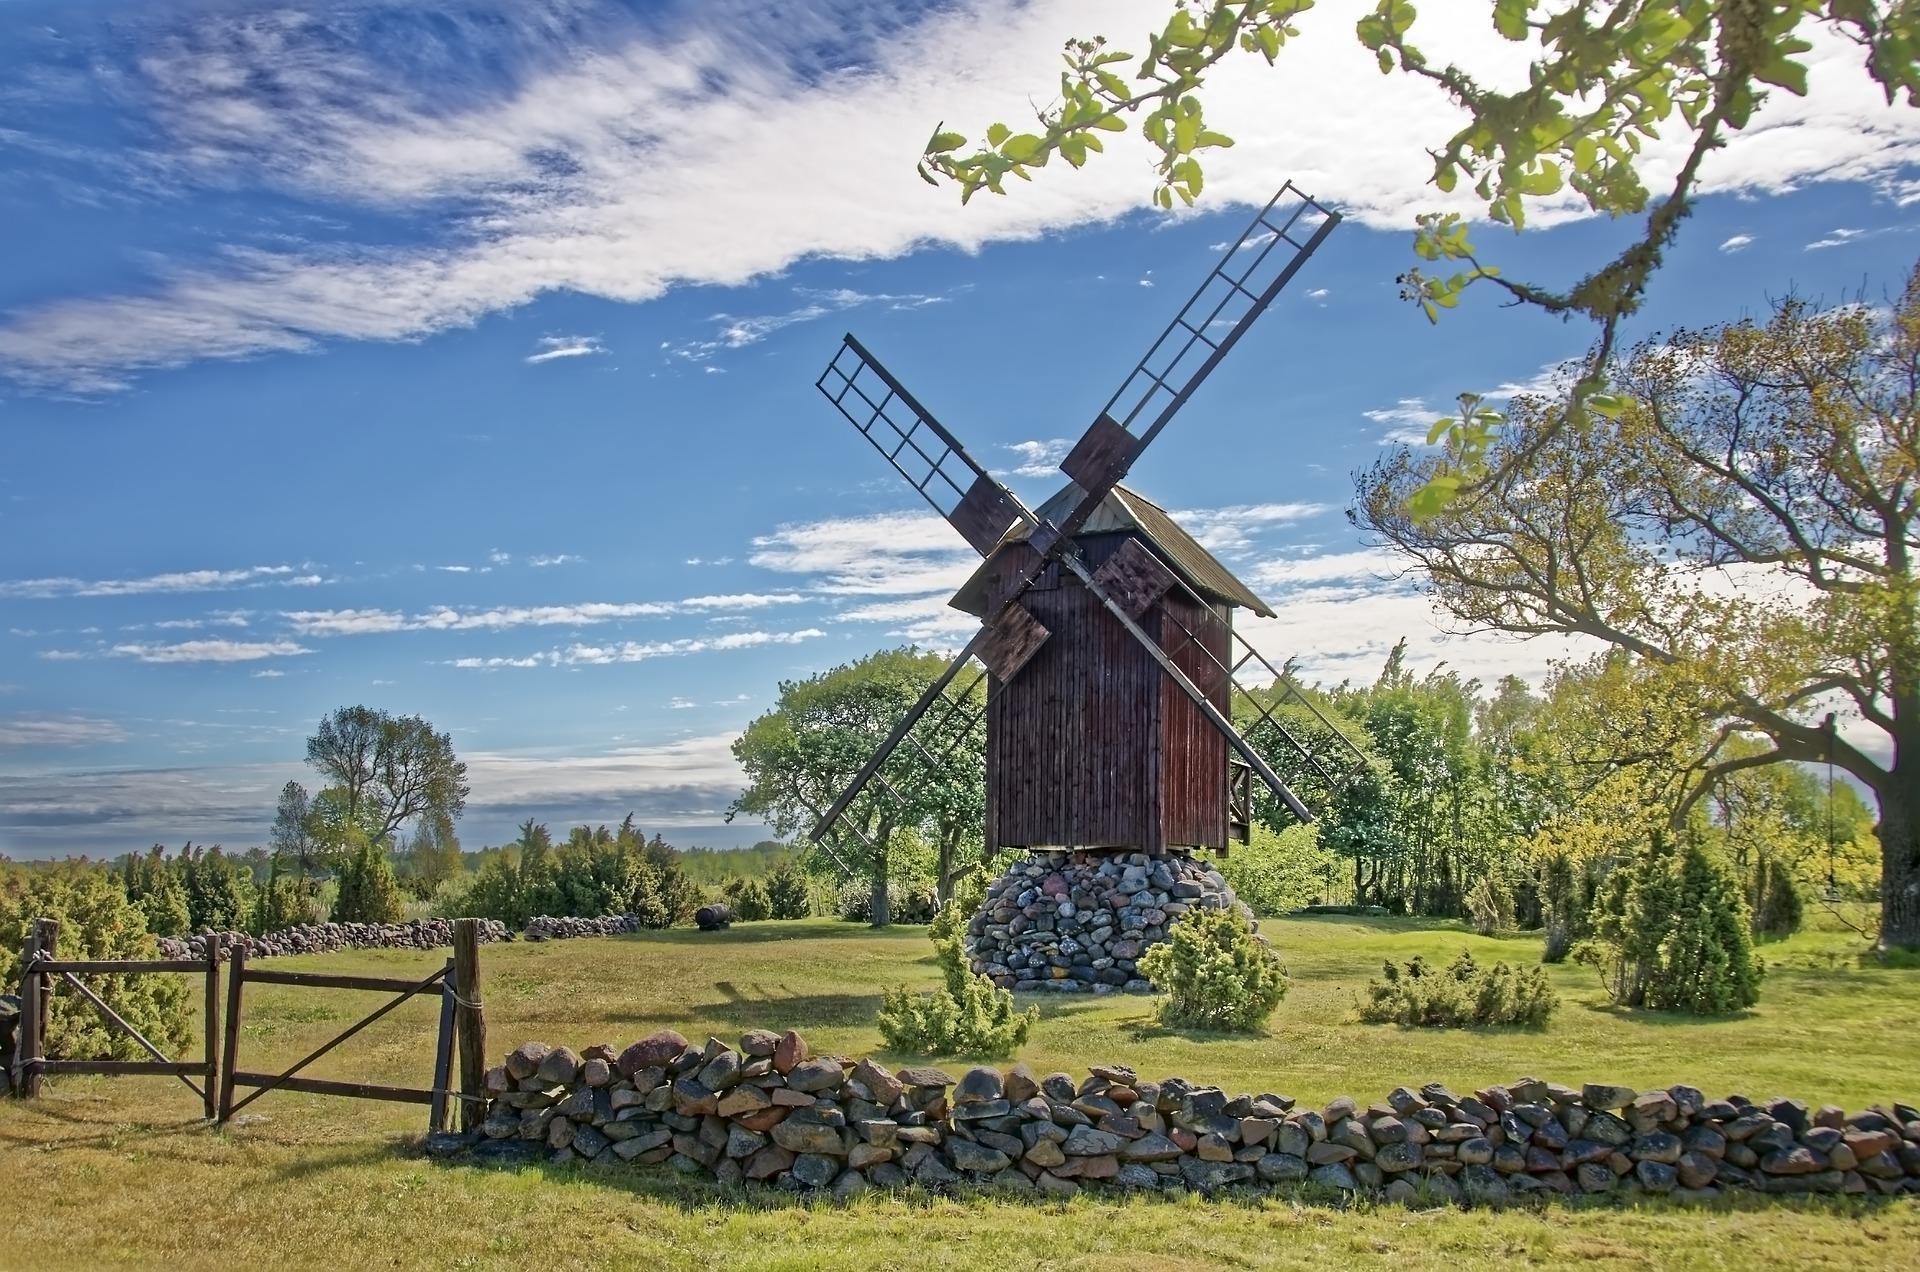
[
  {"xmin": 765, "ymin": 861, "xmax": 810, "ymax": 919},
  {"xmin": 1358, "ymin": 950, "xmax": 1558, "ymax": 1027},
  {"xmin": 248, "ymin": 858, "xmax": 310, "ymax": 935},
  {"xmin": 877, "ymin": 874, "xmax": 1036, "ymax": 1058},
  {"xmin": 0, "ymin": 866, "xmax": 192, "ymax": 1060},
  {"xmin": 838, "ymin": 879, "xmax": 936, "ymax": 925},
  {"xmin": 1138, "ymin": 906, "xmax": 1287, "ymax": 1032},
  {"xmin": 331, "ymin": 832, "xmax": 407, "ymax": 924},
  {"xmin": 722, "ymin": 877, "xmax": 771, "ymax": 922},
  {"xmin": 1217, "ymin": 823, "xmax": 1339, "ymax": 915},
  {"xmin": 1749, "ymin": 851, "xmax": 1803, "ymax": 940},
  {"xmin": 1575, "ymin": 831, "xmax": 1762, "ymax": 1014}
]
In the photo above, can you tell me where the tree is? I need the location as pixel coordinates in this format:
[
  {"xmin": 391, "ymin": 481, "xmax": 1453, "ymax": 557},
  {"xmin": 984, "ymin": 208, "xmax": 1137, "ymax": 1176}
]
[
  {"xmin": 330, "ymin": 828, "xmax": 407, "ymax": 924},
  {"xmin": 398, "ymin": 812, "xmax": 464, "ymax": 899},
  {"xmin": 918, "ymin": 1, "xmax": 1916, "ymax": 507},
  {"xmin": 730, "ymin": 648, "xmax": 985, "ymax": 927},
  {"xmin": 765, "ymin": 860, "xmax": 811, "ymax": 919},
  {"xmin": 1356, "ymin": 272, "xmax": 1920, "ymax": 947},
  {"xmin": 305, "ymin": 706, "xmax": 469, "ymax": 845},
  {"xmin": 270, "ymin": 780, "xmax": 320, "ymax": 882}
]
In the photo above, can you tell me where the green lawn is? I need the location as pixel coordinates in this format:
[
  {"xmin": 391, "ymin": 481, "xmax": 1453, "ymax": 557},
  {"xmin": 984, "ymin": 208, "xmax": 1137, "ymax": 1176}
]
[{"xmin": 3, "ymin": 915, "xmax": 1917, "ymax": 1270}]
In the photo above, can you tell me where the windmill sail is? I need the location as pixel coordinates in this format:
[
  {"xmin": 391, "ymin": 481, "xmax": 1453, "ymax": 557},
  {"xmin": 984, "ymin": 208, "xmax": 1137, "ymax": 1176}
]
[
  {"xmin": 816, "ymin": 334, "xmax": 1036, "ymax": 556},
  {"xmin": 1057, "ymin": 184, "xmax": 1339, "ymax": 533}
]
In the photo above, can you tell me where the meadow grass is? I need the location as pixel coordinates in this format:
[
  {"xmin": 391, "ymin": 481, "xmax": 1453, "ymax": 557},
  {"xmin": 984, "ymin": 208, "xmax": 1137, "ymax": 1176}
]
[{"xmin": 3, "ymin": 915, "xmax": 1917, "ymax": 1270}]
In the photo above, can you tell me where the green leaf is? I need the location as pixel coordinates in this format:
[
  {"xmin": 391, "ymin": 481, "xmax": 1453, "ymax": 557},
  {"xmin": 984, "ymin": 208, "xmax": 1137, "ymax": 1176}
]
[
  {"xmin": 1492, "ymin": 0, "xmax": 1527, "ymax": 40},
  {"xmin": 1000, "ymin": 133, "xmax": 1045, "ymax": 162},
  {"xmin": 986, "ymin": 123, "xmax": 1010, "ymax": 147},
  {"xmin": 1091, "ymin": 113, "xmax": 1127, "ymax": 132},
  {"xmin": 1426, "ymin": 416, "xmax": 1457, "ymax": 446},
  {"xmin": 927, "ymin": 130, "xmax": 967, "ymax": 154},
  {"xmin": 1755, "ymin": 57, "xmax": 1810, "ymax": 96}
]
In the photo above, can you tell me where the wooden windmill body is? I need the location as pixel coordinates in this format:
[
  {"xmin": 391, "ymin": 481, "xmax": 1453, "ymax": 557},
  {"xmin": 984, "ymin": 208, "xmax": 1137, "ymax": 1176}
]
[
  {"xmin": 800, "ymin": 183, "xmax": 1368, "ymax": 878},
  {"xmin": 949, "ymin": 483, "xmax": 1275, "ymax": 856}
]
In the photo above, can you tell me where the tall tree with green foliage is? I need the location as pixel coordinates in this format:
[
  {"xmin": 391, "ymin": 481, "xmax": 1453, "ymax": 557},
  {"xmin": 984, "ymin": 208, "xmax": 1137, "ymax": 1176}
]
[
  {"xmin": 270, "ymin": 780, "xmax": 320, "ymax": 882},
  {"xmin": 330, "ymin": 828, "xmax": 407, "ymax": 924},
  {"xmin": 1359, "ymin": 271, "xmax": 1920, "ymax": 948},
  {"xmin": 918, "ymin": 0, "xmax": 1916, "ymax": 507},
  {"xmin": 731, "ymin": 647, "xmax": 985, "ymax": 926},
  {"xmin": 305, "ymin": 705, "xmax": 469, "ymax": 845}
]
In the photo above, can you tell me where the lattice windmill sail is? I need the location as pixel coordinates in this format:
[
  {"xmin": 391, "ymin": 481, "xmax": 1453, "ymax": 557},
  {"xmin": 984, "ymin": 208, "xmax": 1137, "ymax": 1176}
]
[{"xmin": 809, "ymin": 182, "xmax": 1364, "ymax": 862}]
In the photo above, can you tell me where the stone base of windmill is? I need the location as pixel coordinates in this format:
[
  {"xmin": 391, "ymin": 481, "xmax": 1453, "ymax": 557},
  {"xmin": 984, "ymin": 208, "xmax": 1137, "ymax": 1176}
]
[{"xmin": 965, "ymin": 848, "xmax": 1252, "ymax": 994}]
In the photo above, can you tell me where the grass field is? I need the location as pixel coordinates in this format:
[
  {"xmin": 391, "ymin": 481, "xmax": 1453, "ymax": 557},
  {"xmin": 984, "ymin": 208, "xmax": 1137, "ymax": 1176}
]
[{"xmin": 3, "ymin": 914, "xmax": 1918, "ymax": 1270}]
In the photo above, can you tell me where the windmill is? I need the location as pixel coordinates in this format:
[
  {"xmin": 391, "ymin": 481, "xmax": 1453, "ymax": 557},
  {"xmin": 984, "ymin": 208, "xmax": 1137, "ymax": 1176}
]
[{"xmin": 801, "ymin": 182, "xmax": 1366, "ymax": 881}]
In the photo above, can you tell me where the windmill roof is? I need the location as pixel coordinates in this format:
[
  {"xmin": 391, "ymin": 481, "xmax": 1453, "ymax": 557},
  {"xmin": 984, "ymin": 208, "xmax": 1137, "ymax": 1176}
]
[{"xmin": 948, "ymin": 482, "xmax": 1277, "ymax": 619}]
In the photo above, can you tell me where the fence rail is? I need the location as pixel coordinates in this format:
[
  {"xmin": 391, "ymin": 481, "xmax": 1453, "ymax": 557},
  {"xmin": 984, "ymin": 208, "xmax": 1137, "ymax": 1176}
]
[{"xmin": 9, "ymin": 915, "xmax": 489, "ymax": 1135}]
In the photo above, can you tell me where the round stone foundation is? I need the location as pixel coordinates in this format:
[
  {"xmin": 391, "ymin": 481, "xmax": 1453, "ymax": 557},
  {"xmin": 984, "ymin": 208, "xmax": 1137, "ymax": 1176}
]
[{"xmin": 965, "ymin": 849, "xmax": 1253, "ymax": 993}]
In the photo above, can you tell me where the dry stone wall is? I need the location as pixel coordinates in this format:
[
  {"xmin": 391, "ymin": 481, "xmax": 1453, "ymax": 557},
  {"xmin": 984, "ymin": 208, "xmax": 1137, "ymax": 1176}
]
[
  {"xmin": 467, "ymin": 1028, "xmax": 1920, "ymax": 1205},
  {"xmin": 155, "ymin": 917, "xmax": 511, "ymax": 961},
  {"xmin": 967, "ymin": 850, "xmax": 1246, "ymax": 994}
]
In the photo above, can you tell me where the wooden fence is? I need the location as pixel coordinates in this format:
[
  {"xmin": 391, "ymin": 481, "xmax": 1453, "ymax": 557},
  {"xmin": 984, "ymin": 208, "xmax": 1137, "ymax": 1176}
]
[{"xmin": 9, "ymin": 916, "xmax": 489, "ymax": 1133}]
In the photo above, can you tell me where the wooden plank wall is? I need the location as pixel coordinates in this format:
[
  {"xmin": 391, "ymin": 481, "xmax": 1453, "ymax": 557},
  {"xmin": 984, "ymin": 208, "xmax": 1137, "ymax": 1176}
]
[{"xmin": 1157, "ymin": 595, "xmax": 1231, "ymax": 851}]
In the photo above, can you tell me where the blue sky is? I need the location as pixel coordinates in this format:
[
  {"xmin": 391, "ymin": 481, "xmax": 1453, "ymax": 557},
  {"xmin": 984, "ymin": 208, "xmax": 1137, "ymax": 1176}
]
[{"xmin": 2, "ymin": 0, "xmax": 1916, "ymax": 858}]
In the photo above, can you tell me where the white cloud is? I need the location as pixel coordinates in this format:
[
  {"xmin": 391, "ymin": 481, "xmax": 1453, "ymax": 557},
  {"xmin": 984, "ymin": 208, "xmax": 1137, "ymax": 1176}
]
[
  {"xmin": 446, "ymin": 627, "xmax": 826, "ymax": 669},
  {"xmin": 283, "ymin": 594, "xmax": 798, "ymax": 638},
  {"xmin": 1306, "ymin": 286, "xmax": 1330, "ymax": 300},
  {"xmin": 668, "ymin": 696, "xmax": 697, "ymax": 710},
  {"xmin": 1807, "ymin": 226, "xmax": 1866, "ymax": 250},
  {"xmin": 835, "ymin": 592, "xmax": 978, "ymax": 645},
  {"xmin": 751, "ymin": 511, "xmax": 979, "ymax": 595},
  {"xmin": 666, "ymin": 287, "xmax": 949, "ymax": 364},
  {"xmin": 0, "ymin": 715, "xmax": 128, "ymax": 747},
  {"xmin": 999, "ymin": 438, "xmax": 1072, "ymax": 480},
  {"xmin": 525, "ymin": 334, "xmax": 605, "ymax": 364},
  {"xmin": 252, "ymin": 669, "xmax": 285, "ymax": 678},
  {"xmin": 1719, "ymin": 233, "xmax": 1755, "ymax": 252},
  {"xmin": 528, "ymin": 554, "xmax": 581, "ymax": 567},
  {"xmin": 1362, "ymin": 397, "xmax": 1438, "ymax": 445},
  {"xmin": 104, "ymin": 638, "xmax": 312, "ymax": 663},
  {"xmin": 2, "ymin": 5, "xmax": 1912, "ymax": 391},
  {"xmin": 1172, "ymin": 501, "xmax": 1331, "ymax": 554},
  {"xmin": 0, "ymin": 564, "xmax": 317, "ymax": 599}
]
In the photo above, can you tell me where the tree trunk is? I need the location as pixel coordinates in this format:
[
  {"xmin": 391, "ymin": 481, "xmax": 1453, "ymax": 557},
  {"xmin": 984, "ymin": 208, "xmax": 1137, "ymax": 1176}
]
[
  {"xmin": 935, "ymin": 834, "xmax": 954, "ymax": 906},
  {"xmin": 869, "ymin": 818, "xmax": 893, "ymax": 928},
  {"xmin": 1881, "ymin": 784, "xmax": 1920, "ymax": 950}
]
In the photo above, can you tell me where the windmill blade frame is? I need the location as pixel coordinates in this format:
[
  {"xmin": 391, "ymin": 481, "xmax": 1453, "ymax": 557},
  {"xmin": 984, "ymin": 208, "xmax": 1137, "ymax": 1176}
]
[
  {"xmin": 1050, "ymin": 184, "xmax": 1340, "ymax": 545},
  {"xmin": 816, "ymin": 335, "xmax": 1038, "ymax": 556}
]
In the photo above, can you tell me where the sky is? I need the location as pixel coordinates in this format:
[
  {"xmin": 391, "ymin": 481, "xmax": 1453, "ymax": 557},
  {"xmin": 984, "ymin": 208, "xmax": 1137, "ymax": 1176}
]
[{"xmin": 1, "ymin": 0, "xmax": 1916, "ymax": 859}]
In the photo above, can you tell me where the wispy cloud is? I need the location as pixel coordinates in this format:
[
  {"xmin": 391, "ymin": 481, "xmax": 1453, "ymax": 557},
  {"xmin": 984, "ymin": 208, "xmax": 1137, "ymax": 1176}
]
[
  {"xmin": 664, "ymin": 287, "xmax": 951, "ymax": 365},
  {"xmin": 1806, "ymin": 227, "xmax": 1867, "ymax": 250},
  {"xmin": 446, "ymin": 627, "xmax": 825, "ymax": 669},
  {"xmin": 1362, "ymin": 397, "xmax": 1438, "ymax": 445},
  {"xmin": 751, "ymin": 512, "xmax": 978, "ymax": 595},
  {"xmin": 1172, "ymin": 501, "xmax": 1330, "ymax": 554},
  {"xmin": 528, "ymin": 554, "xmax": 581, "ymax": 567},
  {"xmin": 1719, "ymin": 233, "xmax": 1755, "ymax": 253},
  {"xmin": 46, "ymin": 638, "xmax": 315, "ymax": 664},
  {"xmin": 0, "ymin": 715, "xmax": 128, "ymax": 747},
  {"xmin": 1, "ymin": 565, "xmax": 320, "ymax": 600},
  {"xmin": 525, "ymin": 334, "xmax": 605, "ymax": 364},
  {"xmin": 282, "ymin": 593, "xmax": 804, "ymax": 638},
  {"xmin": 998, "ymin": 438, "xmax": 1072, "ymax": 480},
  {"xmin": 2, "ymin": 6, "xmax": 1909, "ymax": 392}
]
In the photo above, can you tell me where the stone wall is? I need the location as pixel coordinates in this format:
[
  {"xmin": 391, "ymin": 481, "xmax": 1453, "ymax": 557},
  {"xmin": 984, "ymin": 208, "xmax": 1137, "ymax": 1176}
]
[
  {"xmin": 466, "ymin": 1029, "xmax": 1920, "ymax": 1204},
  {"xmin": 155, "ymin": 917, "xmax": 511, "ymax": 961},
  {"xmin": 966, "ymin": 850, "xmax": 1247, "ymax": 994}
]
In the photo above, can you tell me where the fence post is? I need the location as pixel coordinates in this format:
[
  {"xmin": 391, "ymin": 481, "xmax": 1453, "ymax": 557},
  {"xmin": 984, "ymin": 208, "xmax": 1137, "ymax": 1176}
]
[
  {"xmin": 452, "ymin": 918, "xmax": 486, "ymax": 1133},
  {"xmin": 428, "ymin": 958, "xmax": 456, "ymax": 1134},
  {"xmin": 14, "ymin": 922, "xmax": 42, "ymax": 1097},
  {"xmin": 202, "ymin": 935, "xmax": 221, "ymax": 1120},
  {"xmin": 218, "ymin": 942, "xmax": 245, "ymax": 1123},
  {"xmin": 24, "ymin": 918, "xmax": 58, "ymax": 1097}
]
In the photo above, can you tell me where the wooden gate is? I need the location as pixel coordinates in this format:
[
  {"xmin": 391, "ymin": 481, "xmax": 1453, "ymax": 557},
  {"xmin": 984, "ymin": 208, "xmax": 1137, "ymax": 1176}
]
[
  {"xmin": 216, "ymin": 919, "xmax": 488, "ymax": 1132},
  {"xmin": 10, "ymin": 917, "xmax": 222, "ymax": 1118}
]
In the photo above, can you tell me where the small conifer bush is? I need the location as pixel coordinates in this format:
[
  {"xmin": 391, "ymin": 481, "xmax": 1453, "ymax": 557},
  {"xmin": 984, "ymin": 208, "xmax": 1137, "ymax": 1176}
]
[
  {"xmin": 1138, "ymin": 906, "xmax": 1287, "ymax": 1032},
  {"xmin": 1358, "ymin": 950, "xmax": 1558, "ymax": 1027},
  {"xmin": 877, "ymin": 877, "xmax": 1036, "ymax": 1058}
]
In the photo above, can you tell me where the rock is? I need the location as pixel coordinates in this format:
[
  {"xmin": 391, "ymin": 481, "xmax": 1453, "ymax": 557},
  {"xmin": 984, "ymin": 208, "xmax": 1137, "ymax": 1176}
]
[
  {"xmin": 773, "ymin": 1030, "xmax": 809, "ymax": 1074},
  {"xmin": 1003, "ymin": 1063, "xmax": 1040, "ymax": 1104},
  {"xmin": 1063, "ymin": 1125, "xmax": 1123, "ymax": 1156},
  {"xmin": 1582, "ymin": 1083, "xmax": 1638, "ymax": 1111},
  {"xmin": 1636, "ymin": 1159, "xmax": 1677, "ymax": 1192},
  {"xmin": 786, "ymin": 1058, "xmax": 845, "ymax": 1094},
  {"xmin": 740, "ymin": 1029, "xmax": 780, "ymax": 1057},
  {"xmin": 1676, "ymin": 1151, "xmax": 1718, "ymax": 1188},
  {"xmin": 618, "ymin": 1031, "xmax": 687, "ymax": 1078},
  {"xmin": 1308, "ymin": 1163, "xmax": 1357, "ymax": 1191},
  {"xmin": 697, "ymin": 1049, "xmax": 742, "ymax": 1092},
  {"xmin": 897, "ymin": 1065, "xmax": 953, "ymax": 1090},
  {"xmin": 1120, "ymin": 1132, "xmax": 1182, "ymax": 1163},
  {"xmin": 852, "ymin": 1058, "xmax": 904, "ymax": 1106},
  {"xmin": 771, "ymin": 1120, "xmax": 845, "ymax": 1156},
  {"xmin": 1257, "ymin": 1153, "xmax": 1309, "ymax": 1183},
  {"xmin": 505, "ymin": 1041, "xmax": 551, "ymax": 1081},
  {"xmin": 579, "ymin": 1058, "xmax": 612, "ymax": 1089},
  {"xmin": 949, "ymin": 1139, "xmax": 1012, "ymax": 1173},
  {"xmin": 954, "ymin": 1066, "xmax": 1004, "ymax": 1106}
]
